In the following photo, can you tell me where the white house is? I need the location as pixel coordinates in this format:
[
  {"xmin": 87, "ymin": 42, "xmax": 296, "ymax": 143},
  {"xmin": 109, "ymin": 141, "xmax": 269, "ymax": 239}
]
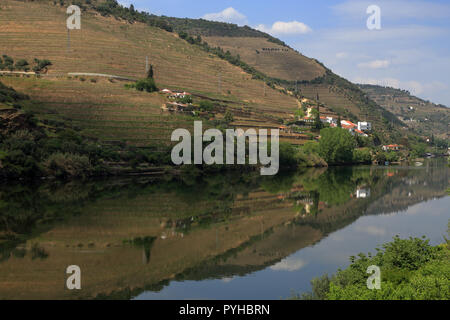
[
  {"xmin": 358, "ymin": 122, "xmax": 372, "ymax": 131},
  {"xmin": 356, "ymin": 188, "xmax": 370, "ymax": 198}
]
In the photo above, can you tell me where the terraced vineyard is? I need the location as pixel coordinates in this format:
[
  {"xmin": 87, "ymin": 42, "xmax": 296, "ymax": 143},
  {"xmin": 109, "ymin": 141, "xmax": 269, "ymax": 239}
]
[
  {"xmin": 359, "ymin": 84, "xmax": 450, "ymax": 139},
  {"xmin": 0, "ymin": 0, "xmax": 299, "ymax": 145},
  {"xmin": 203, "ymin": 36, "xmax": 325, "ymax": 81}
]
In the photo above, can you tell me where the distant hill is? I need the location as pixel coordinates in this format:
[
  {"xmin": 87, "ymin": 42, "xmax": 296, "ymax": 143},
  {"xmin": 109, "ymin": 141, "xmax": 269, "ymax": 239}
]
[{"xmin": 359, "ymin": 84, "xmax": 450, "ymax": 139}]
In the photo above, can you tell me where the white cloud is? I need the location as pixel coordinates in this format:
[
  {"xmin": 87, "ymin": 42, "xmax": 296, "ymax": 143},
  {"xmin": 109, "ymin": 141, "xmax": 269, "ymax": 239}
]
[
  {"xmin": 358, "ymin": 60, "xmax": 390, "ymax": 69},
  {"xmin": 270, "ymin": 257, "xmax": 307, "ymax": 272},
  {"xmin": 202, "ymin": 7, "xmax": 248, "ymax": 26},
  {"xmin": 255, "ymin": 21, "xmax": 312, "ymax": 36}
]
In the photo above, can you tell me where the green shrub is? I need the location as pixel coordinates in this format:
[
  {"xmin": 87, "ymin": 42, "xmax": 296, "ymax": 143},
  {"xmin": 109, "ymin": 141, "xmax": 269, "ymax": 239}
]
[
  {"xmin": 14, "ymin": 59, "xmax": 29, "ymax": 71},
  {"xmin": 353, "ymin": 148, "xmax": 372, "ymax": 164},
  {"xmin": 32, "ymin": 58, "xmax": 52, "ymax": 73},
  {"xmin": 199, "ymin": 100, "xmax": 214, "ymax": 111},
  {"xmin": 177, "ymin": 95, "xmax": 193, "ymax": 104},
  {"xmin": 224, "ymin": 111, "xmax": 234, "ymax": 124},
  {"xmin": 319, "ymin": 128, "xmax": 356, "ymax": 165},
  {"xmin": 43, "ymin": 152, "xmax": 93, "ymax": 178},
  {"xmin": 303, "ymin": 236, "xmax": 449, "ymax": 300},
  {"xmin": 134, "ymin": 78, "xmax": 158, "ymax": 92}
]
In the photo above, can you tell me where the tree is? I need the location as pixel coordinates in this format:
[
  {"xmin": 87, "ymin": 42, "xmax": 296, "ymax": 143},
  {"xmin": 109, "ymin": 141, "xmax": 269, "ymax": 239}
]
[
  {"xmin": 134, "ymin": 78, "xmax": 158, "ymax": 93},
  {"xmin": 147, "ymin": 64, "xmax": 154, "ymax": 79},
  {"xmin": 15, "ymin": 59, "xmax": 29, "ymax": 71},
  {"xmin": 319, "ymin": 127, "xmax": 356, "ymax": 164},
  {"xmin": 32, "ymin": 59, "xmax": 52, "ymax": 73},
  {"xmin": 337, "ymin": 116, "xmax": 342, "ymax": 128},
  {"xmin": 295, "ymin": 108, "xmax": 305, "ymax": 120},
  {"xmin": 314, "ymin": 105, "xmax": 323, "ymax": 130},
  {"xmin": 224, "ymin": 111, "xmax": 234, "ymax": 124}
]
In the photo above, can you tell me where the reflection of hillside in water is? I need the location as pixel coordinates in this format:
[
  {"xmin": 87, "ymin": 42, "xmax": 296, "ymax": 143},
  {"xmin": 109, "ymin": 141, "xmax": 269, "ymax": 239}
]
[
  {"xmin": 0, "ymin": 161, "xmax": 448, "ymax": 299},
  {"xmin": 363, "ymin": 163, "xmax": 449, "ymax": 216}
]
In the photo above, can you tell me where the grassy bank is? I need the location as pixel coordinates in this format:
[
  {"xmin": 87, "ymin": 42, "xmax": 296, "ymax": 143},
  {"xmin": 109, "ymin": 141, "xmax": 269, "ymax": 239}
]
[{"xmin": 293, "ymin": 230, "xmax": 450, "ymax": 300}]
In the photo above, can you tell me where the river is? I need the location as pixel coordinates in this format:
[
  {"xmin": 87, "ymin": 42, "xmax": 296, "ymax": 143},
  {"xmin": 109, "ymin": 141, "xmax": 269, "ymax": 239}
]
[{"xmin": 0, "ymin": 159, "xmax": 448, "ymax": 299}]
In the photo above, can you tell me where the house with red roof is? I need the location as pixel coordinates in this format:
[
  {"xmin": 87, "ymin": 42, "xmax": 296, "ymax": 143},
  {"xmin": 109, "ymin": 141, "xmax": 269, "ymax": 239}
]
[{"xmin": 382, "ymin": 144, "xmax": 401, "ymax": 151}]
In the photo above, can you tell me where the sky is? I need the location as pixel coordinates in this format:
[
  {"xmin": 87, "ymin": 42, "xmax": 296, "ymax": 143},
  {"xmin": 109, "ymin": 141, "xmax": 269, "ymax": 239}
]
[{"xmin": 118, "ymin": 0, "xmax": 450, "ymax": 107}]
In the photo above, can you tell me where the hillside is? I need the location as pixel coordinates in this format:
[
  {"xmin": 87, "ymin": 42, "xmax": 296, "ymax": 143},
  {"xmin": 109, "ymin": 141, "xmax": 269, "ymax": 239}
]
[
  {"xmin": 0, "ymin": 0, "xmax": 301, "ymax": 146},
  {"xmin": 359, "ymin": 84, "xmax": 450, "ymax": 140},
  {"xmin": 0, "ymin": 0, "xmax": 434, "ymax": 153},
  {"xmin": 151, "ymin": 10, "xmax": 405, "ymax": 138}
]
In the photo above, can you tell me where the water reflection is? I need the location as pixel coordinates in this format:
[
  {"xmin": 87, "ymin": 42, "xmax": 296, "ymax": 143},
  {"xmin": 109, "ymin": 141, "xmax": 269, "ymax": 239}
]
[{"xmin": 0, "ymin": 160, "xmax": 448, "ymax": 299}]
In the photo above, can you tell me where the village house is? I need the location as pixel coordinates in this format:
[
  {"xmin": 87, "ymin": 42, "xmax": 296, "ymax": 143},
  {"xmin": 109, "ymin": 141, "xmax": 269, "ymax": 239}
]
[
  {"xmin": 382, "ymin": 144, "xmax": 401, "ymax": 151},
  {"xmin": 358, "ymin": 121, "xmax": 372, "ymax": 132},
  {"xmin": 160, "ymin": 88, "xmax": 192, "ymax": 99},
  {"xmin": 341, "ymin": 120, "xmax": 368, "ymax": 137},
  {"xmin": 356, "ymin": 188, "xmax": 371, "ymax": 199},
  {"xmin": 320, "ymin": 116, "xmax": 336, "ymax": 125}
]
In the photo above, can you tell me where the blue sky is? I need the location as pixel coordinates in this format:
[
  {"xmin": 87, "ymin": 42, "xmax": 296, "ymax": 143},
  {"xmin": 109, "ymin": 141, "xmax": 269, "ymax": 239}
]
[{"xmin": 119, "ymin": 0, "xmax": 450, "ymax": 106}]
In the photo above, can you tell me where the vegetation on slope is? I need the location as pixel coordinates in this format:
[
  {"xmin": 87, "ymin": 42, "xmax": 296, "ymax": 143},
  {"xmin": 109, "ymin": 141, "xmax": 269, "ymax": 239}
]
[
  {"xmin": 0, "ymin": 80, "xmax": 175, "ymax": 179},
  {"xmin": 296, "ymin": 235, "xmax": 450, "ymax": 300},
  {"xmin": 359, "ymin": 84, "xmax": 450, "ymax": 140}
]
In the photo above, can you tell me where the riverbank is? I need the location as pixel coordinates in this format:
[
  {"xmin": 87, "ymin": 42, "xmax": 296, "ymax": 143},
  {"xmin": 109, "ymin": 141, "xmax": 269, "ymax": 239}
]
[{"xmin": 293, "ymin": 233, "xmax": 450, "ymax": 300}]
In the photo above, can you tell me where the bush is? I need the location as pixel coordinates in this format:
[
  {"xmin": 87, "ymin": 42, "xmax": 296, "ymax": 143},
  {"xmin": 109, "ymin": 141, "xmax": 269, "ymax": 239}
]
[
  {"xmin": 353, "ymin": 148, "xmax": 372, "ymax": 164},
  {"xmin": 134, "ymin": 78, "xmax": 158, "ymax": 92},
  {"xmin": 224, "ymin": 111, "xmax": 234, "ymax": 124},
  {"xmin": 199, "ymin": 100, "xmax": 214, "ymax": 111},
  {"xmin": 385, "ymin": 151, "xmax": 399, "ymax": 162},
  {"xmin": 43, "ymin": 152, "xmax": 93, "ymax": 178},
  {"xmin": 319, "ymin": 128, "xmax": 356, "ymax": 165},
  {"xmin": 302, "ymin": 141, "xmax": 320, "ymax": 155},
  {"xmin": 177, "ymin": 95, "xmax": 193, "ymax": 104},
  {"xmin": 32, "ymin": 59, "xmax": 52, "ymax": 73},
  {"xmin": 14, "ymin": 59, "xmax": 29, "ymax": 71},
  {"xmin": 303, "ymin": 236, "xmax": 449, "ymax": 300}
]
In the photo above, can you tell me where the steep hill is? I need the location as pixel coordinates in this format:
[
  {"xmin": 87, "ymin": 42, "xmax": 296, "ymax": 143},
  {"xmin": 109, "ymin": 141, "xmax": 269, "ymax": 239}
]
[
  {"xmin": 0, "ymin": 0, "xmax": 299, "ymax": 146},
  {"xmin": 152, "ymin": 9, "xmax": 405, "ymax": 137},
  {"xmin": 0, "ymin": 0, "xmax": 419, "ymax": 147},
  {"xmin": 359, "ymin": 84, "xmax": 449, "ymax": 140}
]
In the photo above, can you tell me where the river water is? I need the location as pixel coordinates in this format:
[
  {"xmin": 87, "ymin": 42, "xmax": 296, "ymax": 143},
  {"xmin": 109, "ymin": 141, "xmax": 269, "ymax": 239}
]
[{"xmin": 0, "ymin": 160, "xmax": 448, "ymax": 299}]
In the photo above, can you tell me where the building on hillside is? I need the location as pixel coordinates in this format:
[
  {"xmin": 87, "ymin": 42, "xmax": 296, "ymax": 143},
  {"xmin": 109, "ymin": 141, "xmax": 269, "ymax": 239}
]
[
  {"xmin": 320, "ymin": 116, "xmax": 337, "ymax": 125},
  {"xmin": 382, "ymin": 144, "xmax": 401, "ymax": 151},
  {"xmin": 341, "ymin": 120, "xmax": 357, "ymax": 128},
  {"xmin": 160, "ymin": 89, "xmax": 191, "ymax": 99},
  {"xmin": 355, "ymin": 129, "xmax": 369, "ymax": 137},
  {"xmin": 302, "ymin": 116, "xmax": 315, "ymax": 124},
  {"xmin": 279, "ymin": 125, "xmax": 289, "ymax": 133},
  {"xmin": 358, "ymin": 121, "xmax": 372, "ymax": 131},
  {"xmin": 340, "ymin": 120, "xmax": 368, "ymax": 137},
  {"xmin": 356, "ymin": 188, "xmax": 370, "ymax": 198}
]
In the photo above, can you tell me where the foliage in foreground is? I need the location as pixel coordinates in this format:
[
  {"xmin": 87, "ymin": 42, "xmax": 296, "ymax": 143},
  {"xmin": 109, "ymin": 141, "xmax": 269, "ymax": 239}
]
[{"xmin": 297, "ymin": 236, "xmax": 450, "ymax": 300}]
